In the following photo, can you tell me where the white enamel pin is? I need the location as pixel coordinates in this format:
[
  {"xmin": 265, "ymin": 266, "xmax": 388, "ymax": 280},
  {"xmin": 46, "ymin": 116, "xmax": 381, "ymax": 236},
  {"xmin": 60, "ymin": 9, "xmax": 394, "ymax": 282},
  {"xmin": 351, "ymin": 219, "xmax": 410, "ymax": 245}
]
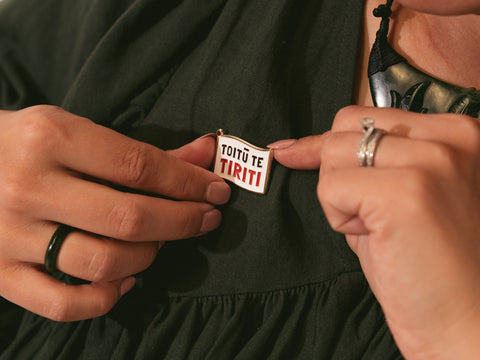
[{"xmin": 213, "ymin": 129, "xmax": 273, "ymax": 194}]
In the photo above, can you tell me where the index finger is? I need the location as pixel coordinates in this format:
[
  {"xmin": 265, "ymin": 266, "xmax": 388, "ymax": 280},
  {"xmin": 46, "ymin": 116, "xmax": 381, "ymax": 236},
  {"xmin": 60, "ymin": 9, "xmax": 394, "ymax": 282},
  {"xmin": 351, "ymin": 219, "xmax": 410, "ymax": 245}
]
[
  {"xmin": 269, "ymin": 133, "xmax": 329, "ymax": 170},
  {"xmin": 24, "ymin": 106, "xmax": 230, "ymax": 204}
]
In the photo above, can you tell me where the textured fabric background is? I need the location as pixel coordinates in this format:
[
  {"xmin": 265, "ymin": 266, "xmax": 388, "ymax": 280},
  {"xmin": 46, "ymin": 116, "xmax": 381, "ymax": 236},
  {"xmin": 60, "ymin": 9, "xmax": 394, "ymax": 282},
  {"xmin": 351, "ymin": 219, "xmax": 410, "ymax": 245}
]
[{"xmin": 0, "ymin": 0, "xmax": 402, "ymax": 358}]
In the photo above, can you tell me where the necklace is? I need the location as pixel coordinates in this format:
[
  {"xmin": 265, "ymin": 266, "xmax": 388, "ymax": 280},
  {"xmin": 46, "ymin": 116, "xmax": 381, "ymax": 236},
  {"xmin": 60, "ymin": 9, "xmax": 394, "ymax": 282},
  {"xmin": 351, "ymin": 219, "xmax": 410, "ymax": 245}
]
[{"xmin": 368, "ymin": 0, "xmax": 480, "ymax": 118}]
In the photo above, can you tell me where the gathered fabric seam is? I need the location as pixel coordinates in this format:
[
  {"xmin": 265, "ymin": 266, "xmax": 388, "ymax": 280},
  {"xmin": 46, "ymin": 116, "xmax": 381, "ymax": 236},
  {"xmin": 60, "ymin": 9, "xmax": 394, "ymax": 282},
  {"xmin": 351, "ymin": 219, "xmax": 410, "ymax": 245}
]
[{"xmin": 163, "ymin": 269, "xmax": 366, "ymax": 302}]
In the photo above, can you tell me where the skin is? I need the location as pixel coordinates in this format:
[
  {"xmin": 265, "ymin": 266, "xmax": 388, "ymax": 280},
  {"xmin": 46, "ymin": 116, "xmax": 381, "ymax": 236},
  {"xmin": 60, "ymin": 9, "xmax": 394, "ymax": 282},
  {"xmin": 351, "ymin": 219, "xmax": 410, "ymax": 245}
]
[
  {"xmin": 272, "ymin": 1, "xmax": 480, "ymax": 358},
  {"xmin": 395, "ymin": 0, "xmax": 480, "ymax": 16},
  {"xmin": 0, "ymin": 106, "xmax": 230, "ymax": 321},
  {"xmin": 1, "ymin": 0, "xmax": 479, "ymax": 355}
]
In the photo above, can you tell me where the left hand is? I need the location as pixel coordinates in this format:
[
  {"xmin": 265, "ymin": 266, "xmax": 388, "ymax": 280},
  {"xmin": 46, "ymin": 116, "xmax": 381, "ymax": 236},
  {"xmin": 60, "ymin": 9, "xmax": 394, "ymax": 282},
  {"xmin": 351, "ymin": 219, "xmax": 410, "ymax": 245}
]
[
  {"xmin": 271, "ymin": 105, "xmax": 480, "ymax": 359},
  {"xmin": 0, "ymin": 106, "xmax": 230, "ymax": 321}
]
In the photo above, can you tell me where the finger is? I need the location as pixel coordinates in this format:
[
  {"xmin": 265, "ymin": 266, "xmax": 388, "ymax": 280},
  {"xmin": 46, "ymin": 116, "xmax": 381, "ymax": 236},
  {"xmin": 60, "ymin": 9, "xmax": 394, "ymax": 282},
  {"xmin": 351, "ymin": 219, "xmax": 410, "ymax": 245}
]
[
  {"xmin": 16, "ymin": 106, "xmax": 229, "ymax": 204},
  {"xmin": 31, "ymin": 174, "xmax": 222, "ymax": 241},
  {"xmin": 0, "ymin": 263, "xmax": 135, "ymax": 321},
  {"xmin": 320, "ymin": 131, "xmax": 456, "ymax": 172},
  {"xmin": 333, "ymin": 106, "xmax": 480, "ymax": 151},
  {"xmin": 11, "ymin": 223, "xmax": 158, "ymax": 282},
  {"xmin": 318, "ymin": 167, "xmax": 402, "ymax": 238},
  {"xmin": 269, "ymin": 133, "xmax": 329, "ymax": 170},
  {"xmin": 167, "ymin": 133, "xmax": 216, "ymax": 169},
  {"xmin": 57, "ymin": 233, "xmax": 157, "ymax": 282}
]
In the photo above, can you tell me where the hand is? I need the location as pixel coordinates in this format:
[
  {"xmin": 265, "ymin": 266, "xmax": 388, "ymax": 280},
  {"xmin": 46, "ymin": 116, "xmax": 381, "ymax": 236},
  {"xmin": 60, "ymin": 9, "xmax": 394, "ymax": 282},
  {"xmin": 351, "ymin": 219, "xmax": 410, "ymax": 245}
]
[
  {"xmin": 271, "ymin": 106, "xmax": 480, "ymax": 359},
  {"xmin": 0, "ymin": 105, "xmax": 230, "ymax": 321}
]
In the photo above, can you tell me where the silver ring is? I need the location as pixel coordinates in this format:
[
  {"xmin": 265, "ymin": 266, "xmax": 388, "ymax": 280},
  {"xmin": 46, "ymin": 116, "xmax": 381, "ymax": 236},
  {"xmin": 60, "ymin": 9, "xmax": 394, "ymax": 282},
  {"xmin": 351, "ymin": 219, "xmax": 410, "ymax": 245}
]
[
  {"xmin": 365, "ymin": 129, "xmax": 386, "ymax": 167},
  {"xmin": 357, "ymin": 118, "xmax": 386, "ymax": 167},
  {"xmin": 357, "ymin": 118, "xmax": 375, "ymax": 167}
]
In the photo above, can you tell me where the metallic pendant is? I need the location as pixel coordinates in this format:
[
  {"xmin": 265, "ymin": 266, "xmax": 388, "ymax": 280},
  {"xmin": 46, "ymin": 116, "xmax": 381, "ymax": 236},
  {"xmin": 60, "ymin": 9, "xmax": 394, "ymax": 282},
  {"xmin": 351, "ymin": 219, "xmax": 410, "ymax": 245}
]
[
  {"xmin": 213, "ymin": 130, "xmax": 273, "ymax": 194},
  {"xmin": 368, "ymin": 1, "xmax": 480, "ymax": 118},
  {"xmin": 369, "ymin": 53, "xmax": 480, "ymax": 118}
]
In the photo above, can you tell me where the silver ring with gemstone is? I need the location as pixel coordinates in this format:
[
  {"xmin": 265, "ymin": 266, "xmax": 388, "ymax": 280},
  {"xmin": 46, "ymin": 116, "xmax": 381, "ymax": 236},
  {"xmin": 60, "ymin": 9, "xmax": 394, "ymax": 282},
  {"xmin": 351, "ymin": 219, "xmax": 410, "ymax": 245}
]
[{"xmin": 357, "ymin": 118, "xmax": 386, "ymax": 167}]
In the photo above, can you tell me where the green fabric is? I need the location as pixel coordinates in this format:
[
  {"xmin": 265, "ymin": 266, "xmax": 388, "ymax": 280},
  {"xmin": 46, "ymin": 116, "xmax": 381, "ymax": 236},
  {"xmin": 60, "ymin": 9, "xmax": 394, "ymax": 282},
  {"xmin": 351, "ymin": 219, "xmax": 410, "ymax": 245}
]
[{"xmin": 0, "ymin": 0, "xmax": 402, "ymax": 358}]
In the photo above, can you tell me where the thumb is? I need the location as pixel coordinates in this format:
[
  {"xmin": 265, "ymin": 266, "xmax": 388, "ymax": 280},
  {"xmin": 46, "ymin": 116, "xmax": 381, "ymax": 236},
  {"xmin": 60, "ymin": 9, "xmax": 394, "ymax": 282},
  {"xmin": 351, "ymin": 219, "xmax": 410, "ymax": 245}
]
[
  {"xmin": 268, "ymin": 133, "xmax": 329, "ymax": 170},
  {"xmin": 167, "ymin": 133, "xmax": 216, "ymax": 169}
]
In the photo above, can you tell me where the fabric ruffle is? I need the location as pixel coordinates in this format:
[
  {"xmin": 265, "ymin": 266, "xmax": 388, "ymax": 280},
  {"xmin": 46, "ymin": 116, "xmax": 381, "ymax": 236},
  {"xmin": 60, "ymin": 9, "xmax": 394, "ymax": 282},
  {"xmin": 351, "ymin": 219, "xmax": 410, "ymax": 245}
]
[{"xmin": 1, "ymin": 272, "xmax": 401, "ymax": 359}]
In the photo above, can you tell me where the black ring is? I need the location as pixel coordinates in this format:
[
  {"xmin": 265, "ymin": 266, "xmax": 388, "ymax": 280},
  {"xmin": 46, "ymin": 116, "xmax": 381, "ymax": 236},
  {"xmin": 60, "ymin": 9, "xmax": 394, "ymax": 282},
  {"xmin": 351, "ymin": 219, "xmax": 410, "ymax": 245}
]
[{"xmin": 44, "ymin": 224, "xmax": 75, "ymax": 273}]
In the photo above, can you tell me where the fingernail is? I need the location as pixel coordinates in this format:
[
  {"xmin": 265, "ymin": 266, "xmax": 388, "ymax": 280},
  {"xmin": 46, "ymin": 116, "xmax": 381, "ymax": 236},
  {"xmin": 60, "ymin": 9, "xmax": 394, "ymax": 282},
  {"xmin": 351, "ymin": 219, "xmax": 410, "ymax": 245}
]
[
  {"xmin": 267, "ymin": 139, "xmax": 297, "ymax": 150},
  {"xmin": 120, "ymin": 277, "xmax": 136, "ymax": 296},
  {"xmin": 200, "ymin": 209, "xmax": 222, "ymax": 233},
  {"xmin": 206, "ymin": 181, "xmax": 231, "ymax": 205}
]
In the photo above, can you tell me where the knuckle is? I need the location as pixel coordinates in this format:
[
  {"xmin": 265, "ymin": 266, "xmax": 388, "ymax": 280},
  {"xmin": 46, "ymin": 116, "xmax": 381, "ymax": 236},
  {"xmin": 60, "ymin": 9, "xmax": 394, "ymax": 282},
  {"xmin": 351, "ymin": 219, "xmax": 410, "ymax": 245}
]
[
  {"xmin": 168, "ymin": 170, "xmax": 197, "ymax": 198},
  {"xmin": 316, "ymin": 172, "xmax": 332, "ymax": 205},
  {"xmin": 399, "ymin": 168, "xmax": 436, "ymax": 208},
  {"xmin": 0, "ymin": 174, "xmax": 23, "ymax": 205},
  {"xmin": 429, "ymin": 142, "xmax": 453, "ymax": 162},
  {"xmin": 90, "ymin": 296, "xmax": 114, "ymax": 318},
  {"xmin": 143, "ymin": 243, "xmax": 158, "ymax": 265},
  {"xmin": 0, "ymin": 173, "xmax": 32, "ymax": 211},
  {"xmin": 86, "ymin": 243, "xmax": 117, "ymax": 282},
  {"xmin": 118, "ymin": 144, "xmax": 152, "ymax": 187},
  {"xmin": 107, "ymin": 200, "xmax": 146, "ymax": 240},
  {"xmin": 16, "ymin": 105, "xmax": 65, "ymax": 152},
  {"xmin": 456, "ymin": 114, "xmax": 480, "ymax": 151},
  {"xmin": 137, "ymin": 243, "xmax": 158, "ymax": 271},
  {"xmin": 20, "ymin": 105, "xmax": 63, "ymax": 119},
  {"xmin": 332, "ymin": 105, "xmax": 360, "ymax": 131},
  {"xmin": 89, "ymin": 288, "xmax": 117, "ymax": 317},
  {"xmin": 42, "ymin": 291, "xmax": 72, "ymax": 322},
  {"xmin": 41, "ymin": 284, "xmax": 116, "ymax": 322},
  {"xmin": 320, "ymin": 133, "xmax": 343, "ymax": 168},
  {"xmin": 178, "ymin": 207, "xmax": 203, "ymax": 238},
  {"xmin": 428, "ymin": 142, "xmax": 459, "ymax": 174},
  {"xmin": 0, "ymin": 106, "xmax": 68, "ymax": 211},
  {"xmin": 320, "ymin": 132, "xmax": 336, "ymax": 155}
]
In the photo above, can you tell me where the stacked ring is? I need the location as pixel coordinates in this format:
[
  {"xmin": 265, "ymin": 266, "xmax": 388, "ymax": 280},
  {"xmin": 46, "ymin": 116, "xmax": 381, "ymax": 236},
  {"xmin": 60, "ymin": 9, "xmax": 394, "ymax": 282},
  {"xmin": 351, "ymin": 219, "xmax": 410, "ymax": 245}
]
[
  {"xmin": 357, "ymin": 118, "xmax": 386, "ymax": 167},
  {"xmin": 44, "ymin": 224, "xmax": 75, "ymax": 273}
]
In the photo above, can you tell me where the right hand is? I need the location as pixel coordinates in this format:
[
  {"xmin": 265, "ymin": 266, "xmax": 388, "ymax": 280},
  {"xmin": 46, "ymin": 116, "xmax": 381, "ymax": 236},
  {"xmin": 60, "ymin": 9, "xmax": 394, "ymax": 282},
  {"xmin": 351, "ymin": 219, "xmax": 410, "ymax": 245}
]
[{"xmin": 0, "ymin": 105, "xmax": 230, "ymax": 321}]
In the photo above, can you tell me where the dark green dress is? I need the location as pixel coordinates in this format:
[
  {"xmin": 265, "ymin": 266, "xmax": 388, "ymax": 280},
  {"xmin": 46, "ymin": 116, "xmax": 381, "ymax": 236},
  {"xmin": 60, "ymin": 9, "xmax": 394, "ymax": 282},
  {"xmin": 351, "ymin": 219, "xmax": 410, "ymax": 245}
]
[{"xmin": 0, "ymin": 0, "xmax": 402, "ymax": 358}]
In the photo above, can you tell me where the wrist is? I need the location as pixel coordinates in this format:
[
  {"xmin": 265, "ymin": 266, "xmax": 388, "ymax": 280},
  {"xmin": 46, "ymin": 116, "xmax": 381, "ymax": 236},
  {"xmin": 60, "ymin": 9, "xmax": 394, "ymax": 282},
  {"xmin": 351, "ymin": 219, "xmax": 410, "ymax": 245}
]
[{"xmin": 397, "ymin": 308, "xmax": 480, "ymax": 360}]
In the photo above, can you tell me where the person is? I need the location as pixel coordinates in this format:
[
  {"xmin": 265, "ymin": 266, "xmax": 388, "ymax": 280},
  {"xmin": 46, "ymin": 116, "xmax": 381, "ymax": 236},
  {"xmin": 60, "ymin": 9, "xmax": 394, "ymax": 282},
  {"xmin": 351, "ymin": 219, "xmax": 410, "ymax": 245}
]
[
  {"xmin": 0, "ymin": 0, "xmax": 478, "ymax": 359},
  {"xmin": 272, "ymin": 1, "xmax": 480, "ymax": 358}
]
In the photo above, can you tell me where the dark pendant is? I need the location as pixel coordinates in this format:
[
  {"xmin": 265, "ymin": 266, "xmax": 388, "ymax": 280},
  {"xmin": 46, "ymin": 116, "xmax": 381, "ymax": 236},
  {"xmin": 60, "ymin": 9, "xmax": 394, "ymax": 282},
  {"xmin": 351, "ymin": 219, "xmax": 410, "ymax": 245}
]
[{"xmin": 368, "ymin": 1, "xmax": 480, "ymax": 118}]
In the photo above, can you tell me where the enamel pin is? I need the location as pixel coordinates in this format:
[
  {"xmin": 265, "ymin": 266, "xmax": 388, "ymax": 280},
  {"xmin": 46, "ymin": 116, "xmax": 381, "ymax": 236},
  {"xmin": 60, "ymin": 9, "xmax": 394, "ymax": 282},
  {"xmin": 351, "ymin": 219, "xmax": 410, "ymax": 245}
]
[{"xmin": 213, "ymin": 130, "xmax": 273, "ymax": 194}]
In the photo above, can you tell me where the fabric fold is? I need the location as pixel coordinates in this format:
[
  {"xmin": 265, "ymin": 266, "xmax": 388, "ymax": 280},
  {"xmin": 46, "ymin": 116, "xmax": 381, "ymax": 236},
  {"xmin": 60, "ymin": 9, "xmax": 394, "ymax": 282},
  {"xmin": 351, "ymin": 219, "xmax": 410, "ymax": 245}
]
[{"xmin": 2, "ymin": 273, "xmax": 401, "ymax": 359}]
